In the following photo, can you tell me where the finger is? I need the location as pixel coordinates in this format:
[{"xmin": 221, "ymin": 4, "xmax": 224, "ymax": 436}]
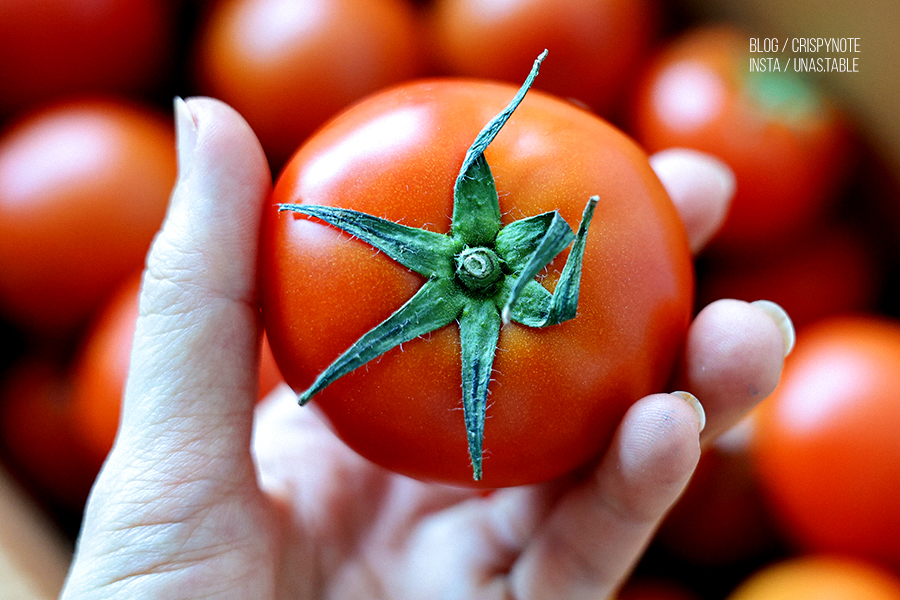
[
  {"xmin": 674, "ymin": 298, "xmax": 794, "ymax": 445},
  {"xmin": 116, "ymin": 96, "xmax": 271, "ymax": 460},
  {"xmin": 650, "ymin": 148, "xmax": 735, "ymax": 254},
  {"xmin": 508, "ymin": 393, "xmax": 704, "ymax": 600}
]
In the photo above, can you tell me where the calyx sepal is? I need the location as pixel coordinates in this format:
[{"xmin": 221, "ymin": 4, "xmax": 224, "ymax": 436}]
[{"xmin": 278, "ymin": 51, "xmax": 600, "ymax": 480}]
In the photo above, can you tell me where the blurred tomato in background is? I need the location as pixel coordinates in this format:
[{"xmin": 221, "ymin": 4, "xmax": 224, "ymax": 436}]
[
  {"xmin": 726, "ymin": 554, "xmax": 900, "ymax": 600},
  {"xmin": 0, "ymin": 0, "xmax": 175, "ymax": 115},
  {"xmin": 617, "ymin": 577, "xmax": 701, "ymax": 600},
  {"xmin": 696, "ymin": 222, "xmax": 882, "ymax": 331},
  {"xmin": 0, "ymin": 98, "xmax": 176, "ymax": 340},
  {"xmin": 426, "ymin": 0, "xmax": 660, "ymax": 118},
  {"xmin": 68, "ymin": 273, "xmax": 285, "ymax": 478},
  {"xmin": 654, "ymin": 419, "xmax": 780, "ymax": 568},
  {"xmin": 630, "ymin": 24, "xmax": 856, "ymax": 253},
  {"xmin": 752, "ymin": 316, "xmax": 900, "ymax": 571},
  {"xmin": 193, "ymin": 0, "xmax": 426, "ymax": 167},
  {"xmin": 0, "ymin": 359, "xmax": 96, "ymax": 516}
]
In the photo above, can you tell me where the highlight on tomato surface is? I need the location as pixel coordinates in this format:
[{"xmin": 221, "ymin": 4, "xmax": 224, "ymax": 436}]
[
  {"xmin": 630, "ymin": 24, "xmax": 856, "ymax": 253},
  {"xmin": 259, "ymin": 53, "xmax": 694, "ymax": 488},
  {"xmin": 751, "ymin": 315, "xmax": 900, "ymax": 571}
]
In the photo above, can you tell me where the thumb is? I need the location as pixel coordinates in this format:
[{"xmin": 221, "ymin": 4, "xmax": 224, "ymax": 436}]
[
  {"xmin": 117, "ymin": 96, "xmax": 272, "ymax": 468},
  {"xmin": 69, "ymin": 97, "xmax": 272, "ymax": 580}
]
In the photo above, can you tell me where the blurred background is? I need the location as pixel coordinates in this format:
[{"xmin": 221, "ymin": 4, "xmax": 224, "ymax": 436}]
[{"xmin": 1, "ymin": 0, "xmax": 898, "ymax": 598}]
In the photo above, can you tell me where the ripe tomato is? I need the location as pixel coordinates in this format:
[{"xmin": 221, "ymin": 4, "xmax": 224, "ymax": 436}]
[
  {"xmin": 0, "ymin": 98, "xmax": 176, "ymax": 338},
  {"xmin": 655, "ymin": 422, "xmax": 779, "ymax": 566},
  {"xmin": 69, "ymin": 273, "xmax": 284, "ymax": 471},
  {"xmin": 193, "ymin": 0, "xmax": 425, "ymax": 166},
  {"xmin": 696, "ymin": 223, "xmax": 881, "ymax": 332},
  {"xmin": 0, "ymin": 0, "xmax": 173, "ymax": 114},
  {"xmin": 259, "ymin": 75, "xmax": 693, "ymax": 488},
  {"xmin": 0, "ymin": 359, "xmax": 96, "ymax": 513},
  {"xmin": 629, "ymin": 25, "xmax": 854, "ymax": 252},
  {"xmin": 726, "ymin": 555, "xmax": 900, "ymax": 600},
  {"xmin": 752, "ymin": 316, "xmax": 900, "ymax": 569},
  {"xmin": 426, "ymin": 0, "xmax": 659, "ymax": 117}
]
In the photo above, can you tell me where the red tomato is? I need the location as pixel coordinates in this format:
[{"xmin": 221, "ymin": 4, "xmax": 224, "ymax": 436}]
[
  {"xmin": 726, "ymin": 555, "xmax": 900, "ymax": 600},
  {"xmin": 0, "ymin": 359, "xmax": 96, "ymax": 512},
  {"xmin": 655, "ymin": 422, "xmax": 779, "ymax": 566},
  {"xmin": 193, "ymin": 0, "xmax": 425, "ymax": 166},
  {"xmin": 259, "ymin": 77, "xmax": 693, "ymax": 488},
  {"xmin": 630, "ymin": 25, "xmax": 854, "ymax": 252},
  {"xmin": 426, "ymin": 0, "xmax": 659, "ymax": 117},
  {"xmin": 0, "ymin": 99, "xmax": 176, "ymax": 338},
  {"xmin": 0, "ymin": 0, "xmax": 173, "ymax": 114},
  {"xmin": 752, "ymin": 316, "xmax": 900, "ymax": 570},
  {"xmin": 68, "ymin": 273, "xmax": 284, "ymax": 470},
  {"xmin": 696, "ymin": 224, "xmax": 881, "ymax": 332}
]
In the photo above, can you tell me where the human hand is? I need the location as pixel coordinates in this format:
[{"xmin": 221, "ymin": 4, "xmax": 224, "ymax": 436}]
[{"xmin": 60, "ymin": 98, "xmax": 792, "ymax": 600}]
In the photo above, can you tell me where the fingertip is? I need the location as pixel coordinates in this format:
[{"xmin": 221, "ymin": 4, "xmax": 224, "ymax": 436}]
[
  {"xmin": 612, "ymin": 394, "xmax": 703, "ymax": 515},
  {"xmin": 751, "ymin": 299, "xmax": 796, "ymax": 357},
  {"xmin": 649, "ymin": 148, "xmax": 735, "ymax": 253},
  {"xmin": 681, "ymin": 299, "xmax": 788, "ymax": 442},
  {"xmin": 670, "ymin": 390, "xmax": 706, "ymax": 433}
]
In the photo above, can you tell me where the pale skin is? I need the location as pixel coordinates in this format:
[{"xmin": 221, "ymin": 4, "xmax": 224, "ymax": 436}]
[{"xmin": 60, "ymin": 97, "xmax": 792, "ymax": 600}]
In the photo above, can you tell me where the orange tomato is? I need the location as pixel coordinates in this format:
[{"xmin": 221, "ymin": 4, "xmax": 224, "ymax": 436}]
[
  {"xmin": 426, "ymin": 0, "xmax": 660, "ymax": 117},
  {"xmin": 0, "ymin": 359, "xmax": 96, "ymax": 513},
  {"xmin": 0, "ymin": 0, "xmax": 174, "ymax": 114},
  {"xmin": 630, "ymin": 24, "xmax": 854, "ymax": 252},
  {"xmin": 0, "ymin": 98, "xmax": 176, "ymax": 338},
  {"xmin": 727, "ymin": 555, "xmax": 900, "ymax": 600},
  {"xmin": 752, "ymin": 316, "xmax": 900, "ymax": 569},
  {"xmin": 68, "ymin": 273, "xmax": 284, "ymax": 470},
  {"xmin": 193, "ymin": 0, "xmax": 425, "ymax": 166}
]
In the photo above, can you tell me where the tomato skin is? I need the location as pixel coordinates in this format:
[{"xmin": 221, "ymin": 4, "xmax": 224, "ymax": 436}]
[
  {"xmin": 426, "ymin": 0, "xmax": 659, "ymax": 117},
  {"xmin": 68, "ymin": 274, "xmax": 284, "ymax": 470},
  {"xmin": 260, "ymin": 79, "xmax": 693, "ymax": 488},
  {"xmin": 0, "ymin": 359, "xmax": 97, "ymax": 513},
  {"xmin": 656, "ymin": 431, "xmax": 779, "ymax": 566},
  {"xmin": 630, "ymin": 25, "xmax": 854, "ymax": 252},
  {"xmin": 696, "ymin": 224, "xmax": 881, "ymax": 332},
  {"xmin": 0, "ymin": 99, "xmax": 176, "ymax": 338},
  {"xmin": 726, "ymin": 555, "xmax": 900, "ymax": 600},
  {"xmin": 0, "ymin": 0, "xmax": 173, "ymax": 114},
  {"xmin": 752, "ymin": 316, "xmax": 900, "ymax": 570},
  {"xmin": 194, "ymin": 0, "xmax": 425, "ymax": 166}
]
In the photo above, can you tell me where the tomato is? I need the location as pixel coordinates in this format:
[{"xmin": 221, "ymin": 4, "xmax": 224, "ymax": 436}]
[
  {"xmin": 751, "ymin": 316, "xmax": 900, "ymax": 570},
  {"xmin": 696, "ymin": 223, "xmax": 881, "ymax": 332},
  {"xmin": 259, "ymin": 73, "xmax": 693, "ymax": 488},
  {"xmin": 655, "ymin": 421, "xmax": 779, "ymax": 566},
  {"xmin": 426, "ymin": 0, "xmax": 659, "ymax": 117},
  {"xmin": 193, "ymin": 0, "xmax": 425, "ymax": 167},
  {"xmin": 0, "ymin": 0, "xmax": 174, "ymax": 114},
  {"xmin": 629, "ymin": 25, "xmax": 855, "ymax": 252},
  {"xmin": 726, "ymin": 555, "xmax": 900, "ymax": 600},
  {"xmin": 0, "ymin": 98, "xmax": 176, "ymax": 338},
  {"xmin": 68, "ymin": 273, "xmax": 284, "ymax": 471},
  {"xmin": 0, "ymin": 359, "xmax": 96, "ymax": 513}
]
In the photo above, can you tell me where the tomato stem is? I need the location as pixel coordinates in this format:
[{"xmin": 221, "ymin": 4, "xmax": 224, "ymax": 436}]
[{"xmin": 278, "ymin": 50, "xmax": 600, "ymax": 481}]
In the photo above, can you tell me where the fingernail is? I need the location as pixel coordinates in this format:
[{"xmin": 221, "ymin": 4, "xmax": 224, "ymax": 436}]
[
  {"xmin": 671, "ymin": 391, "xmax": 706, "ymax": 433},
  {"xmin": 174, "ymin": 96, "xmax": 199, "ymax": 181},
  {"xmin": 752, "ymin": 300, "xmax": 796, "ymax": 357}
]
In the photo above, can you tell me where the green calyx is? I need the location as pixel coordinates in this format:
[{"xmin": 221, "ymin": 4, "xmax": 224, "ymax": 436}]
[{"xmin": 278, "ymin": 50, "xmax": 599, "ymax": 481}]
